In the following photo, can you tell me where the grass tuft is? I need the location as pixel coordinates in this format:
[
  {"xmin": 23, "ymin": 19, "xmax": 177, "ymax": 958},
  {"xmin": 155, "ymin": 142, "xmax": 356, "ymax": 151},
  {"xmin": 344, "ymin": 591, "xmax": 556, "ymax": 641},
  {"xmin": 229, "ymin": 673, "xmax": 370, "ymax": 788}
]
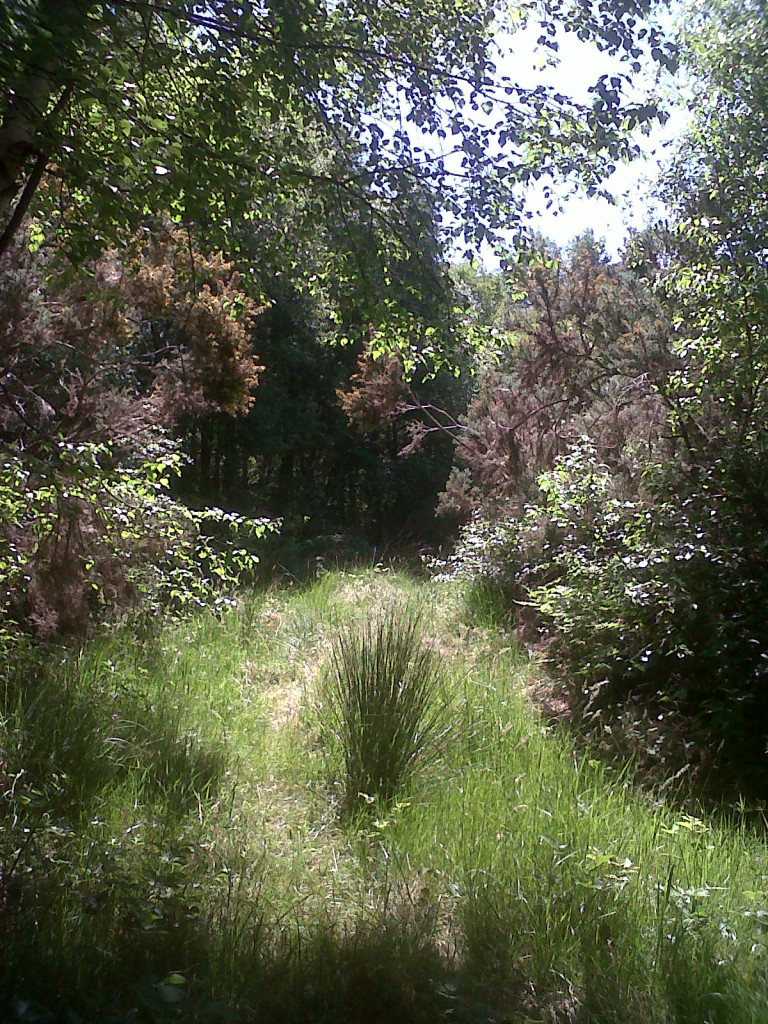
[
  {"xmin": 463, "ymin": 576, "xmax": 517, "ymax": 628},
  {"xmin": 321, "ymin": 603, "xmax": 452, "ymax": 815}
]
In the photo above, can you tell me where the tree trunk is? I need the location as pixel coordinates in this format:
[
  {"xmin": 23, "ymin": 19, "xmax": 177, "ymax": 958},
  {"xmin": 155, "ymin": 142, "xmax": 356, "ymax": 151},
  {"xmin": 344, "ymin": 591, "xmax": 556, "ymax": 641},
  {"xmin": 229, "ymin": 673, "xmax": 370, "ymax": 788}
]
[
  {"xmin": 0, "ymin": 0, "xmax": 94, "ymax": 250},
  {"xmin": 0, "ymin": 67, "xmax": 54, "ymax": 223},
  {"xmin": 198, "ymin": 421, "xmax": 212, "ymax": 499}
]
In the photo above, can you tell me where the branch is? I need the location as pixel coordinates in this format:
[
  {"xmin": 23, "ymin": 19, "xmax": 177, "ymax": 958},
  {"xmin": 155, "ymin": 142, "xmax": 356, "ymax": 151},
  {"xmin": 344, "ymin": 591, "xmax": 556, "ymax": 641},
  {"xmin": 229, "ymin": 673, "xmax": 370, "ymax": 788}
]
[{"xmin": 0, "ymin": 148, "xmax": 47, "ymax": 259}]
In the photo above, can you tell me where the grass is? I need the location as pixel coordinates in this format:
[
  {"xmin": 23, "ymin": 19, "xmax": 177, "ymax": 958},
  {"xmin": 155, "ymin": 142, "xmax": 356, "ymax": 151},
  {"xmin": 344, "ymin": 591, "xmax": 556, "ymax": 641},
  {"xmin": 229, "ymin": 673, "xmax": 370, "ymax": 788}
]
[
  {"xmin": 463, "ymin": 575, "xmax": 518, "ymax": 628},
  {"xmin": 3, "ymin": 568, "xmax": 768, "ymax": 1022},
  {"xmin": 319, "ymin": 602, "xmax": 453, "ymax": 814}
]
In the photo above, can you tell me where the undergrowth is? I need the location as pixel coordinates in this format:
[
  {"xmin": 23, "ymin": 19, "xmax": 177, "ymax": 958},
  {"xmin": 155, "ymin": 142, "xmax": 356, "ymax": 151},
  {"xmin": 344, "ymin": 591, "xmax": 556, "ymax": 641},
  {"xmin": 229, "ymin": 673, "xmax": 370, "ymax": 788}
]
[{"xmin": 3, "ymin": 569, "xmax": 768, "ymax": 1023}]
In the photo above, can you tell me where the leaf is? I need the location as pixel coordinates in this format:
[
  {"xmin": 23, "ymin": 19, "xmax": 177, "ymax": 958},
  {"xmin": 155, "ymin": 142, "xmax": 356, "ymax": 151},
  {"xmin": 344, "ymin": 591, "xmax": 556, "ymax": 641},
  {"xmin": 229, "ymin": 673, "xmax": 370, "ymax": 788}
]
[
  {"xmin": 161, "ymin": 973, "xmax": 187, "ymax": 986},
  {"xmin": 156, "ymin": 985, "xmax": 186, "ymax": 1004}
]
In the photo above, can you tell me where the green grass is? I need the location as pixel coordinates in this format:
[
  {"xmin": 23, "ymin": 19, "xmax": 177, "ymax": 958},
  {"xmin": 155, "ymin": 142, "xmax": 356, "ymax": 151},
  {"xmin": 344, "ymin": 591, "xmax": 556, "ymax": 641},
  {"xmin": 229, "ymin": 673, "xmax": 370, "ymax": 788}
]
[
  {"xmin": 318, "ymin": 601, "xmax": 454, "ymax": 815},
  {"xmin": 3, "ymin": 569, "xmax": 768, "ymax": 1022},
  {"xmin": 463, "ymin": 575, "xmax": 518, "ymax": 628}
]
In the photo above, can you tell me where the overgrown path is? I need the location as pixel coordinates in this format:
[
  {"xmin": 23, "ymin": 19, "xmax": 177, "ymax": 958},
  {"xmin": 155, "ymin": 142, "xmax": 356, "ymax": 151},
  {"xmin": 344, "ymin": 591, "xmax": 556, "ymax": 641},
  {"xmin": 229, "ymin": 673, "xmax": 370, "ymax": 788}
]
[{"xmin": 3, "ymin": 569, "xmax": 768, "ymax": 1024}]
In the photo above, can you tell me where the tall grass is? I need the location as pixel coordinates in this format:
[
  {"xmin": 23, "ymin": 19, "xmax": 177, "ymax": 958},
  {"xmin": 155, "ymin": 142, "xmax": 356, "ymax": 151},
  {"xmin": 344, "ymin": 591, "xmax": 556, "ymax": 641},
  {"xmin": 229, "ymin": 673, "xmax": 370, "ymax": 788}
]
[
  {"xmin": 4, "ymin": 569, "xmax": 768, "ymax": 1023},
  {"xmin": 0, "ymin": 604, "xmax": 267, "ymax": 1009},
  {"xmin": 319, "ymin": 603, "xmax": 453, "ymax": 815},
  {"xmin": 393, "ymin": 657, "xmax": 768, "ymax": 1023}
]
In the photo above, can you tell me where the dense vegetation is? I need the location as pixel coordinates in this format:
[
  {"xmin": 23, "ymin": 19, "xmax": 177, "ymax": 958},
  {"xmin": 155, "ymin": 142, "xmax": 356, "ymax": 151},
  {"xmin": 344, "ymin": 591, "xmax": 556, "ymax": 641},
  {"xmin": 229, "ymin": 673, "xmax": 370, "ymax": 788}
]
[
  {"xmin": 432, "ymin": 2, "xmax": 768, "ymax": 797},
  {"xmin": 5, "ymin": 570, "xmax": 768, "ymax": 1023},
  {"xmin": 5, "ymin": 0, "xmax": 768, "ymax": 1019}
]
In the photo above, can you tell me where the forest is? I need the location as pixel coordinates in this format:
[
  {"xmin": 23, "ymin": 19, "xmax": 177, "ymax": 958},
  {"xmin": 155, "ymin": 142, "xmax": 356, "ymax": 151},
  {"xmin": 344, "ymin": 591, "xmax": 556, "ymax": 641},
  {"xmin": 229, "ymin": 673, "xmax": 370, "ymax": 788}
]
[{"xmin": 3, "ymin": 0, "xmax": 768, "ymax": 1021}]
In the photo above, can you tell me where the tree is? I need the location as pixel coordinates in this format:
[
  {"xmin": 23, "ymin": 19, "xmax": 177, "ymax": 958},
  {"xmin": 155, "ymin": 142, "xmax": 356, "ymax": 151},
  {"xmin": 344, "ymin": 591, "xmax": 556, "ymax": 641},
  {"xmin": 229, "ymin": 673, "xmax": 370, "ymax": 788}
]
[
  {"xmin": 0, "ymin": 0, "xmax": 679, "ymax": 642},
  {"xmin": 0, "ymin": 0, "xmax": 675, "ymax": 267},
  {"xmin": 656, "ymin": 0, "xmax": 768, "ymax": 470},
  {"xmin": 0, "ymin": 223, "xmax": 268, "ymax": 640}
]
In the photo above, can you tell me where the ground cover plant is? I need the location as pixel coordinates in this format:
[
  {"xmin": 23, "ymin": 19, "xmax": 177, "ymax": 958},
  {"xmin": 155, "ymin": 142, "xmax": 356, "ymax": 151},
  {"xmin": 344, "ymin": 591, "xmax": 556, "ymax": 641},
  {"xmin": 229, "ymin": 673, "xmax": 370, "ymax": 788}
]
[{"xmin": 4, "ymin": 568, "xmax": 768, "ymax": 1024}]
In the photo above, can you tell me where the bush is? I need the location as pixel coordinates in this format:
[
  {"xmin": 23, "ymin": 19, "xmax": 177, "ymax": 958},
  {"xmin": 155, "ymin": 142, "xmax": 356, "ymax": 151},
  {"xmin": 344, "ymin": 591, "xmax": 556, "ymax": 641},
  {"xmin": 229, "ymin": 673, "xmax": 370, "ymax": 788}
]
[
  {"xmin": 0, "ymin": 226, "xmax": 267, "ymax": 646},
  {"xmin": 446, "ymin": 440, "xmax": 768, "ymax": 795},
  {"xmin": 0, "ymin": 439, "xmax": 276, "ymax": 648},
  {"xmin": 320, "ymin": 604, "xmax": 452, "ymax": 815}
]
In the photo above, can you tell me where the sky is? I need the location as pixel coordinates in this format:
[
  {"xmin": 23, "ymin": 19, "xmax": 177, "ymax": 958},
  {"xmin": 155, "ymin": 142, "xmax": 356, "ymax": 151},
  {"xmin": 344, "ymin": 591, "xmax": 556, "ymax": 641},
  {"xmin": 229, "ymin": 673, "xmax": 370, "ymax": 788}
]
[{"xmin": 489, "ymin": 21, "xmax": 689, "ymax": 259}]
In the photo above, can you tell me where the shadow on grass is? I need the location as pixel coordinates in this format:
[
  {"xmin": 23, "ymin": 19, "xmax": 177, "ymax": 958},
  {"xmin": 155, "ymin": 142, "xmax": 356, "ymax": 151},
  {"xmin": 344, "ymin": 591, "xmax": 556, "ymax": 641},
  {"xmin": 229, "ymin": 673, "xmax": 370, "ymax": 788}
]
[
  {"xmin": 4, "ymin": 876, "xmax": 762, "ymax": 1024},
  {"xmin": 255, "ymin": 531, "xmax": 432, "ymax": 591},
  {"xmin": 2, "ymin": 645, "xmax": 227, "ymax": 821},
  {"xmin": 240, "ymin": 918, "xmax": 461, "ymax": 1024},
  {"xmin": 2, "ymin": 901, "xmax": 528, "ymax": 1024},
  {"xmin": 0, "ymin": 638, "xmax": 229, "ymax": 1005}
]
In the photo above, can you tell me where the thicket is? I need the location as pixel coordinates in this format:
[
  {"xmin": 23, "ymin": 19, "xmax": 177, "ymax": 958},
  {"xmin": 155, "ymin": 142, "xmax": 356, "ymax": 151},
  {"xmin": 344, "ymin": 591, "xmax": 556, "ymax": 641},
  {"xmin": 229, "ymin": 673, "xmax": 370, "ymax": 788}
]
[
  {"xmin": 177, "ymin": 292, "xmax": 464, "ymax": 551},
  {"xmin": 0, "ymin": 225, "xmax": 275, "ymax": 646},
  {"xmin": 437, "ymin": 1, "xmax": 768, "ymax": 796}
]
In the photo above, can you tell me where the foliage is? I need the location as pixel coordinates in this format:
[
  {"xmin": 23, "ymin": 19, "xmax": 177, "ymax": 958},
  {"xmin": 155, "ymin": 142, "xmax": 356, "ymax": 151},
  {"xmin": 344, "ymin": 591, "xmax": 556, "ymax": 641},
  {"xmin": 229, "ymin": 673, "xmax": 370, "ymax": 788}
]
[
  {"xmin": 438, "ymin": 440, "xmax": 633, "ymax": 630},
  {"xmin": 0, "ymin": 224, "xmax": 263, "ymax": 434},
  {"xmin": 0, "ymin": 0, "xmax": 675, "ymax": 267},
  {"xmin": 339, "ymin": 234, "xmax": 674, "ymax": 528},
  {"xmin": 0, "ymin": 227, "xmax": 272, "ymax": 642},
  {"xmin": 0, "ymin": 437, "xmax": 275, "ymax": 646},
  {"xmin": 435, "ymin": 21, "xmax": 768, "ymax": 787},
  {"xmin": 176, "ymin": 289, "xmax": 461, "ymax": 551},
  {"xmin": 537, "ymin": 0, "xmax": 768, "ymax": 790},
  {"xmin": 440, "ymin": 235, "xmax": 675, "ymax": 519},
  {"xmin": 0, "ymin": 0, "xmax": 682, "ymax": 645},
  {"xmin": 319, "ymin": 603, "xmax": 453, "ymax": 815},
  {"xmin": 447, "ymin": 426, "xmax": 768, "ymax": 793},
  {"xmin": 445, "ymin": 296, "xmax": 768, "ymax": 791}
]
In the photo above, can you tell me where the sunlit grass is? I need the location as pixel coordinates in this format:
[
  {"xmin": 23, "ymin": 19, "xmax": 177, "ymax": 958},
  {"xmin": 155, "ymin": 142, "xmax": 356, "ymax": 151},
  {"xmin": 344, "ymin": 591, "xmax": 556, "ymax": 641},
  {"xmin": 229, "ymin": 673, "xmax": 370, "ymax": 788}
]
[
  {"xmin": 3, "ymin": 568, "xmax": 768, "ymax": 1022},
  {"xmin": 395, "ymin": 655, "xmax": 768, "ymax": 1022},
  {"xmin": 318, "ymin": 602, "xmax": 454, "ymax": 815}
]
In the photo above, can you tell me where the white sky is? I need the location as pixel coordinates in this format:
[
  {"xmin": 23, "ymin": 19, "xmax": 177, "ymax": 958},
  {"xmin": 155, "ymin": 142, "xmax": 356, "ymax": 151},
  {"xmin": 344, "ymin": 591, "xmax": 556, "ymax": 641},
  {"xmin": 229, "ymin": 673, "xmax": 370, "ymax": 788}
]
[{"xmin": 489, "ymin": 22, "xmax": 689, "ymax": 259}]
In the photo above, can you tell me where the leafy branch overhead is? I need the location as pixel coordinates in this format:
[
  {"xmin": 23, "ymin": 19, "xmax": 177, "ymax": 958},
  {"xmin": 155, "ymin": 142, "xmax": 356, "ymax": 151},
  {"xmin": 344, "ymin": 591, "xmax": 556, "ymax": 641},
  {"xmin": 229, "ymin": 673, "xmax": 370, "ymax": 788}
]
[{"xmin": 0, "ymin": 0, "xmax": 676, "ymax": 261}]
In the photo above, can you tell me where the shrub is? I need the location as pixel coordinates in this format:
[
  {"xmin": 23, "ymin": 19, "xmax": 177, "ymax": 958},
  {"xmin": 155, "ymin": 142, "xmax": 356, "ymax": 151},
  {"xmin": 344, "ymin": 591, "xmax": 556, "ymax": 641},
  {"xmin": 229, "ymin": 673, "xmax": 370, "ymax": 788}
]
[
  {"xmin": 0, "ymin": 438, "xmax": 276, "ymax": 648},
  {"xmin": 0, "ymin": 225, "xmax": 267, "ymax": 646},
  {"xmin": 321, "ymin": 604, "xmax": 452, "ymax": 815},
  {"xmin": 445, "ymin": 438, "xmax": 768, "ymax": 795}
]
